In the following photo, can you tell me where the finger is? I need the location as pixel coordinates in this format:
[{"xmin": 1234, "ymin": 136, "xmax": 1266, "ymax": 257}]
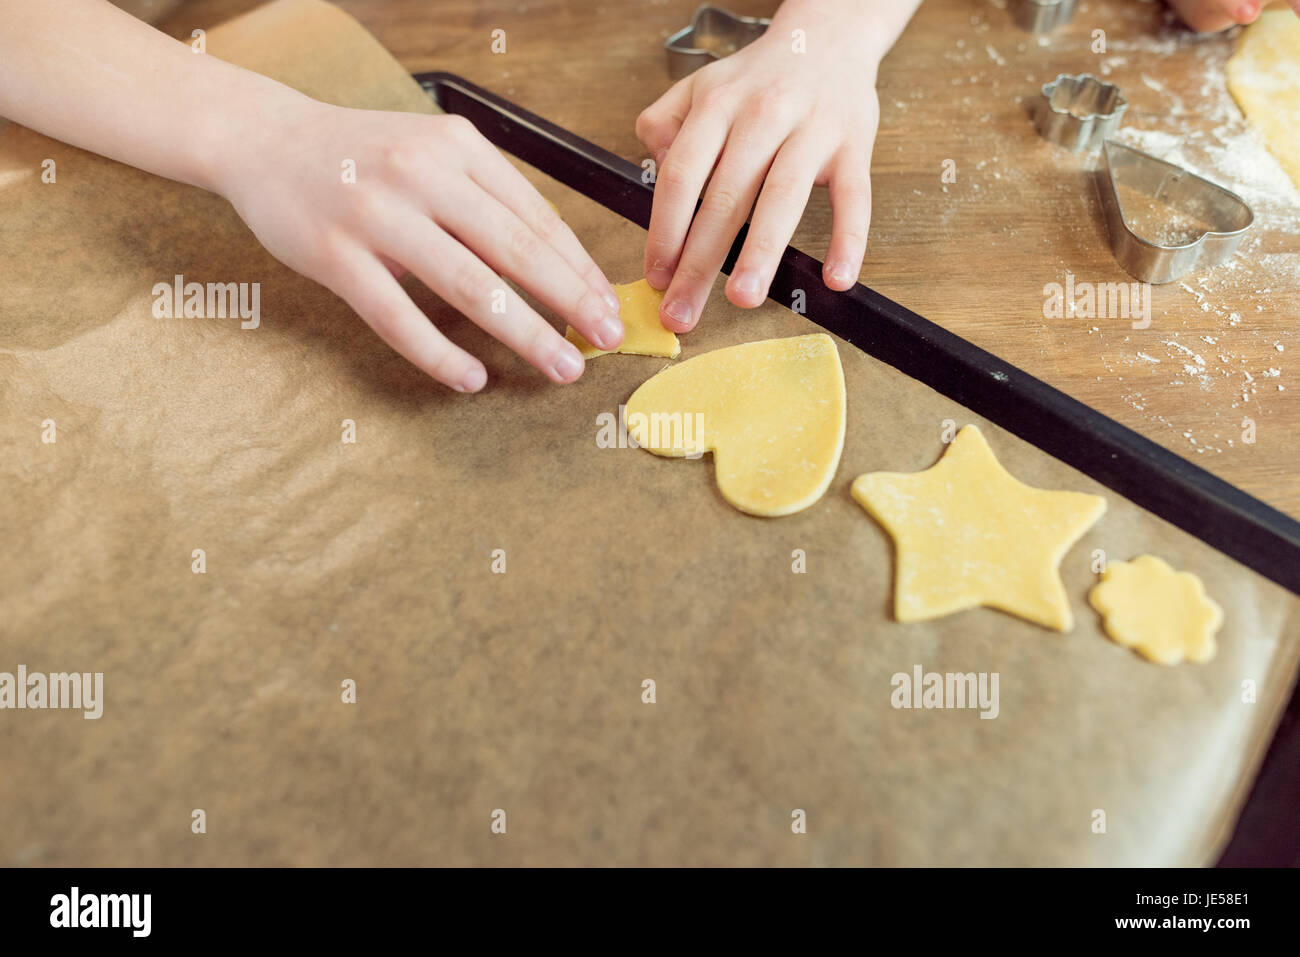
[
  {"xmin": 643, "ymin": 94, "xmax": 732, "ymax": 291},
  {"xmin": 331, "ymin": 250, "xmax": 487, "ymax": 393},
  {"xmin": 725, "ymin": 132, "xmax": 822, "ymax": 308},
  {"xmin": 464, "ymin": 141, "xmax": 621, "ymax": 313},
  {"xmin": 823, "ymin": 144, "xmax": 872, "ymax": 292},
  {"xmin": 636, "ymin": 75, "xmax": 695, "ymax": 164},
  {"xmin": 659, "ymin": 120, "xmax": 789, "ymax": 331},
  {"xmin": 377, "ymin": 253, "xmax": 406, "ymax": 279},
  {"xmin": 436, "ymin": 182, "xmax": 624, "ymax": 351},
  {"xmin": 1174, "ymin": 0, "xmax": 1242, "ymax": 30},
  {"xmin": 380, "ymin": 216, "xmax": 586, "ymax": 384},
  {"xmin": 1229, "ymin": 0, "xmax": 1262, "ymax": 25}
]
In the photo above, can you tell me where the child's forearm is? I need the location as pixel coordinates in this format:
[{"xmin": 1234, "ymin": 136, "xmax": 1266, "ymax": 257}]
[{"xmin": 0, "ymin": 0, "xmax": 301, "ymax": 195}]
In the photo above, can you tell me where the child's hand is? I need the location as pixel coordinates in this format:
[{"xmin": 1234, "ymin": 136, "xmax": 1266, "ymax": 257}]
[
  {"xmin": 635, "ymin": 0, "xmax": 920, "ymax": 333},
  {"xmin": 1166, "ymin": 0, "xmax": 1299, "ymax": 33},
  {"xmin": 222, "ymin": 98, "xmax": 624, "ymax": 392},
  {"xmin": 0, "ymin": 0, "xmax": 626, "ymax": 393}
]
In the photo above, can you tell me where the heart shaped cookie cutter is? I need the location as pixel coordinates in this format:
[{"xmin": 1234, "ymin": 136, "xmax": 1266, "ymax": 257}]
[
  {"xmin": 1033, "ymin": 73, "xmax": 1128, "ymax": 152},
  {"xmin": 1097, "ymin": 140, "xmax": 1254, "ymax": 284},
  {"xmin": 664, "ymin": 4, "xmax": 770, "ymax": 79}
]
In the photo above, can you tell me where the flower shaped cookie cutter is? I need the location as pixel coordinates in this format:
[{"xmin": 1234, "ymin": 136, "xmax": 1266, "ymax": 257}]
[
  {"xmin": 1033, "ymin": 73, "xmax": 1128, "ymax": 152},
  {"xmin": 664, "ymin": 4, "xmax": 771, "ymax": 79}
]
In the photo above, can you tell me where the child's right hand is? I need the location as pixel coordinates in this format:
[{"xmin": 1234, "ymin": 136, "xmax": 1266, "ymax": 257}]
[{"xmin": 218, "ymin": 96, "xmax": 625, "ymax": 392}]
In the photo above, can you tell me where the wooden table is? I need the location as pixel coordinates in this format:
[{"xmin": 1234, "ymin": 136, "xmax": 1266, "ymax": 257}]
[{"xmin": 150, "ymin": 0, "xmax": 1299, "ymax": 517}]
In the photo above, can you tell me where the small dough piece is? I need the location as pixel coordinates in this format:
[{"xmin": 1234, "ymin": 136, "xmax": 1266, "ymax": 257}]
[
  {"xmin": 1089, "ymin": 555, "xmax": 1222, "ymax": 665},
  {"xmin": 625, "ymin": 333, "xmax": 845, "ymax": 517},
  {"xmin": 1226, "ymin": 9, "xmax": 1300, "ymax": 190},
  {"xmin": 851, "ymin": 425, "xmax": 1106, "ymax": 631},
  {"xmin": 566, "ymin": 279, "xmax": 679, "ymax": 359}
]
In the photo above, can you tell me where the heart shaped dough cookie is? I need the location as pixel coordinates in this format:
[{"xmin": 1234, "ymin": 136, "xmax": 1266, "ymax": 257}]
[{"xmin": 625, "ymin": 333, "xmax": 846, "ymax": 517}]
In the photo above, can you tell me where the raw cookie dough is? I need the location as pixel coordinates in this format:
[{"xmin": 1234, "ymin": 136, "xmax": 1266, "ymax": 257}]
[
  {"xmin": 625, "ymin": 333, "xmax": 845, "ymax": 517},
  {"xmin": 566, "ymin": 279, "xmax": 679, "ymax": 359},
  {"xmin": 1089, "ymin": 555, "xmax": 1223, "ymax": 665},
  {"xmin": 851, "ymin": 425, "xmax": 1106, "ymax": 631},
  {"xmin": 1226, "ymin": 8, "xmax": 1300, "ymax": 190}
]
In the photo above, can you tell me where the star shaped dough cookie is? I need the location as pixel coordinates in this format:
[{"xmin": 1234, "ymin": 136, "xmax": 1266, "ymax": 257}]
[
  {"xmin": 1089, "ymin": 555, "xmax": 1222, "ymax": 664},
  {"xmin": 851, "ymin": 425, "xmax": 1106, "ymax": 631}
]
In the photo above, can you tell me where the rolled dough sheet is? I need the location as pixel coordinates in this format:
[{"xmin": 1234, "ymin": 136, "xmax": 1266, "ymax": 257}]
[
  {"xmin": 1226, "ymin": 8, "xmax": 1300, "ymax": 189},
  {"xmin": 625, "ymin": 333, "xmax": 846, "ymax": 517}
]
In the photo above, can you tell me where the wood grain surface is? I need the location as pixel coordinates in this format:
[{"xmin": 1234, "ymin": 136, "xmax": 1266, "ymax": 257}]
[{"xmin": 144, "ymin": 0, "xmax": 1299, "ymax": 517}]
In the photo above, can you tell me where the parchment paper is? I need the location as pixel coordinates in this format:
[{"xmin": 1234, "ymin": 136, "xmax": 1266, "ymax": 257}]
[{"xmin": 2, "ymin": 0, "xmax": 1297, "ymax": 866}]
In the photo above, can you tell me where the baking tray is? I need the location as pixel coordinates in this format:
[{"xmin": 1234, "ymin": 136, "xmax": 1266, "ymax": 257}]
[{"xmin": 415, "ymin": 71, "xmax": 1300, "ymax": 866}]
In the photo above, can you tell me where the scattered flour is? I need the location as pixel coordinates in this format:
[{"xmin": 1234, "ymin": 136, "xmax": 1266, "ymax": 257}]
[{"xmin": 923, "ymin": 9, "xmax": 1295, "ymax": 461}]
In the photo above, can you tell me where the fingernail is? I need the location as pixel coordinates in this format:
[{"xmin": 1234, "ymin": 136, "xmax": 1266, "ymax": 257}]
[
  {"xmin": 461, "ymin": 366, "xmax": 487, "ymax": 393},
  {"xmin": 593, "ymin": 316, "xmax": 624, "ymax": 350},
  {"xmin": 552, "ymin": 346, "xmax": 583, "ymax": 382},
  {"xmin": 828, "ymin": 262, "xmax": 854, "ymax": 285},
  {"xmin": 663, "ymin": 299, "xmax": 692, "ymax": 328},
  {"xmin": 731, "ymin": 271, "xmax": 762, "ymax": 296},
  {"xmin": 602, "ymin": 287, "xmax": 621, "ymax": 314},
  {"xmin": 1235, "ymin": 0, "xmax": 1259, "ymax": 19}
]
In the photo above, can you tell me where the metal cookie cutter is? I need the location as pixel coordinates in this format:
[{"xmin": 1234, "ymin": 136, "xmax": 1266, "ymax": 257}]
[
  {"xmin": 1010, "ymin": 0, "xmax": 1078, "ymax": 33},
  {"xmin": 665, "ymin": 5, "xmax": 771, "ymax": 79},
  {"xmin": 1033, "ymin": 73, "xmax": 1128, "ymax": 152},
  {"xmin": 1098, "ymin": 140, "xmax": 1254, "ymax": 284}
]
